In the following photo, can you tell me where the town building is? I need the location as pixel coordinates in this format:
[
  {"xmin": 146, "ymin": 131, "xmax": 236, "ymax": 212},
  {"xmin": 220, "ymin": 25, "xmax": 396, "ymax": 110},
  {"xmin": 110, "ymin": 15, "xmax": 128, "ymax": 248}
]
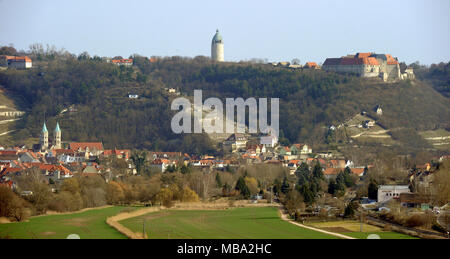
[
  {"xmin": 69, "ymin": 142, "xmax": 104, "ymax": 156},
  {"xmin": 223, "ymin": 133, "xmax": 247, "ymax": 152},
  {"xmin": 211, "ymin": 29, "xmax": 224, "ymax": 62},
  {"xmin": 304, "ymin": 62, "xmax": 319, "ymax": 69},
  {"xmin": 111, "ymin": 59, "xmax": 133, "ymax": 66},
  {"xmin": 376, "ymin": 105, "xmax": 383, "ymax": 116},
  {"xmin": 377, "ymin": 185, "xmax": 411, "ymax": 203},
  {"xmin": 0, "ymin": 56, "xmax": 32, "ymax": 69},
  {"xmin": 260, "ymin": 134, "xmax": 278, "ymax": 148}
]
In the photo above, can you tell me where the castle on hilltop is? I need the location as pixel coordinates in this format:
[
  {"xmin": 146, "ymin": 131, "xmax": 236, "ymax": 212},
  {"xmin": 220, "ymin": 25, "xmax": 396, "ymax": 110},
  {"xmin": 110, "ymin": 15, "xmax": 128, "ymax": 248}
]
[{"xmin": 322, "ymin": 52, "xmax": 415, "ymax": 82}]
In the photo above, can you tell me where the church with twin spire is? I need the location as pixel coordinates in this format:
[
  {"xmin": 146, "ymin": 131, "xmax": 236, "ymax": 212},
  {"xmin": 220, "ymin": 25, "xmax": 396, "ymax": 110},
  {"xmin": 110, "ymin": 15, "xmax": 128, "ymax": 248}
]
[{"xmin": 38, "ymin": 122, "xmax": 62, "ymax": 151}]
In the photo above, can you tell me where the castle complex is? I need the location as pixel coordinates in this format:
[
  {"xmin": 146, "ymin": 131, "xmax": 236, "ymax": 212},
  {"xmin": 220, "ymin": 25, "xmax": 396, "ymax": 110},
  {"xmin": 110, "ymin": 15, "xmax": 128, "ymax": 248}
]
[
  {"xmin": 322, "ymin": 52, "xmax": 415, "ymax": 82},
  {"xmin": 211, "ymin": 29, "xmax": 224, "ymax": 62}
]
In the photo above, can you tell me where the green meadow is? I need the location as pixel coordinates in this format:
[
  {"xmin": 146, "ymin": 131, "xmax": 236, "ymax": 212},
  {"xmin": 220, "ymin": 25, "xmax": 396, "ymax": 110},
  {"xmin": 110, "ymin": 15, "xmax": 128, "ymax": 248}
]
[
  {"xmin": 0, "ymin": 206, "xmax": 416, "ymax": 239},
  {"xmin": 344, "ymin": 231, "xmax": 417, "ymax": 239},
  {"xmin": 119, "ymin": 207, "xmax": 340, "ymax": 239},
  {"xmin": 0, "ymin": 206, "xmax": 130, "ymax": 239}
]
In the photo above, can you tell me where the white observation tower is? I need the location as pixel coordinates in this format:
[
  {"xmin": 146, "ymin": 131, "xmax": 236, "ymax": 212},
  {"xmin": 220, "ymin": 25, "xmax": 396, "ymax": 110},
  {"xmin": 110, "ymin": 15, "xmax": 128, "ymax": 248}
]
[{"xmin": 211, "ymin": 29, "xmax": 224, "ymax": 62}]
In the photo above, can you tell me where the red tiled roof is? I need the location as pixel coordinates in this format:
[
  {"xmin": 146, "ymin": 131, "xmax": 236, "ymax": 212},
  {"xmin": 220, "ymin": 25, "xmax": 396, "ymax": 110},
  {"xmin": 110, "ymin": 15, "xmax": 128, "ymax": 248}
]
[
  {"xmin": 69, "ymin": 142, "xmax": 104, "ymax": 151},
  {"xmin": 324, "ymin": 56, "xmax": 379, "ymax": 66},
  {"xmin": 0, "ymin": 150, "xmax": 18, "ymax": 155},
  {"xmin": 323, "ymin": 168, "xmax": 339, "ymax": 175},
  {"xmin": 323, "ymin": 58, "xmax": 341, "ymax": 66},
  {"xmin": 152, "ymin": 158, "xmax": 172, "ymax": 165},
  {"xmin": 54, "ymin": 149, "xmax": 76, "ymax": 155},
  {"xmin": 0, "ymin": 180, "xmax": 13, "ymax": 188},
  {"xmin": 291, "ymin": 143, "xmax": 303, "ymax": 149},
  {"xmin": 351, "ymin": 168, "xmax": 365, "ymax": 176},
  {"xmin": 355, "ymin": 52, "xmax": 372, "ymax": 58},
  {"xmin": 305, "ymin": 62, "xmax": 318, "ymax": 68},
  {"xmin": 385, "ymin": 54, "xmax": 398, "ymax": 65},
  {"xmin": 7, "ymin": 56, "xmax": 32, "ymax": 62},
  {"xmin": 1, "ymin": 167, "xmax": 22, "ymax": 175},
  {"xmin": 111, "ymin": 59, "xmax": 133, "ymax": 64},
  {"xmin": 0, "ymin": 55, "xmax": 16, "ymax": 60},
  {"xmin": 340, "ymin": 57, "xmax": 379, "ymax": 65}
]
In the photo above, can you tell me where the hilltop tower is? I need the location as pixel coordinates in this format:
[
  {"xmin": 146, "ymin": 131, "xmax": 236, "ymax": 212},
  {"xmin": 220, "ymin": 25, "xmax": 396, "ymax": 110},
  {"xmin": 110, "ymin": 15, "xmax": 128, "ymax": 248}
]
[
  {"xmin": 54, "ymin": 122, "xmax": 62, "ymax": 149},
  {"xmin": 40, "ymin": 122, "xmax": 48, "ymax": 150},
  {"xmin": 211, "ymin": 29, "xmax": 224, "ymax": 62}
]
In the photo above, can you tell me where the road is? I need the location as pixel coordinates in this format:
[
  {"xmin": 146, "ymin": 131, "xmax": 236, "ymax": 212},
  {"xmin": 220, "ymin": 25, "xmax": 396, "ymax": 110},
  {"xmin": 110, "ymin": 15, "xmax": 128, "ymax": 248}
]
[{"xmin": 278, "ymin": 206, "xmax": 356, "ymax": 239}]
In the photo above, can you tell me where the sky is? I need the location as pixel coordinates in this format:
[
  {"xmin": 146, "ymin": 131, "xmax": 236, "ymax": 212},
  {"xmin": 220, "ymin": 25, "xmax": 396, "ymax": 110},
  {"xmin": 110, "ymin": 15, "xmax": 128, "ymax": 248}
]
[{"xmin": 0, "ymin": 0, "xmax": 449, "ymax": 65}]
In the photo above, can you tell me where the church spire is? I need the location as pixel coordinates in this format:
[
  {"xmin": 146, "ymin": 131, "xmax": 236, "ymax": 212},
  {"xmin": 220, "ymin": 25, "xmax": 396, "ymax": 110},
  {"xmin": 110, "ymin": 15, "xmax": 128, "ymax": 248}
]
[
  {"xmin": 42, "ymin": 122, "xmax": 48, "ymax": 133},
  {"xmin": 54, "ymin": 122, "xmax": 62, "ymax": 149},
  {"xmin": 40, "ymin": 122, "xmax": 49, "ymax": 150}
]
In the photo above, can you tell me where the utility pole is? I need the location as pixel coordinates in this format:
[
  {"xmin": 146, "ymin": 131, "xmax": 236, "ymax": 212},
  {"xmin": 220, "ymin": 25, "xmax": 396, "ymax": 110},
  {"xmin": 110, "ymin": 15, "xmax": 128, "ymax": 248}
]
[
  {"xmin": 142, "ymin": 219, "xmax": 145, "ymax": 239},
  {"xmin": 360, "ymin": 208, "xmax": 363, "ymax": 232},
  {"xmin": 270, "ymin": 186, "xmax": 273, "ymax": 204}
]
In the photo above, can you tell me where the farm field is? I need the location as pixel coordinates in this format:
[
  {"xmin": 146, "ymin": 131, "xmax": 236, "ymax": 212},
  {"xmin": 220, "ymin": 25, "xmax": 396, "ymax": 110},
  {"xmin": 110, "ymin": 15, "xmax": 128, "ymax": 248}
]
[
  {"xmin": 0, "ymin": 206, "xmax": 133, "ymax": 239},
  {"xmin": 119, "ymin": 207, "xmax": 340, "ymax": 239},
  {"xmin": 306, "ymin": 220, "xmax": 417, "ymax": 239}
]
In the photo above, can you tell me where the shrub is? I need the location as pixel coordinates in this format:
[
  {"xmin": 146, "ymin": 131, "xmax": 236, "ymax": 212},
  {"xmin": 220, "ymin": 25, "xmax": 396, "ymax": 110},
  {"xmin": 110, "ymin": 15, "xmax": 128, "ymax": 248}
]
[
  {"xmin": 431, "ymin": 223, "xmax": 447, "ymax": 233},
  {"xmin": 179, "ymin": 187, "xmax": 199, "ymax": 202},
  {"xmin": 0, "ymin": 186, "xmax": 31, "ymax": 221},
  {"xmin": 405, "ymin": 214, "xmax": 426, "ymax": 228}
]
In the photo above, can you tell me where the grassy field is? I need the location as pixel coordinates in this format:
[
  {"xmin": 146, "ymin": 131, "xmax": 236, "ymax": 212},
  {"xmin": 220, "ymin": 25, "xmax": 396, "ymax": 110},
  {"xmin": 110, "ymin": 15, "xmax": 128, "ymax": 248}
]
[
  {"xmin": 0, "ymin": 206, "xmax": 132, "ymax": 239},
  {"xmin": 0, "ymin": 206, "xmax": 418, "ymax": 239},
  {"xmin": 306, "ymin": 220, "xmax": 416, "ymax": 239},
  {"xmin": 119, "ymin": 207, "xmax": 340, "ymax": 239}
]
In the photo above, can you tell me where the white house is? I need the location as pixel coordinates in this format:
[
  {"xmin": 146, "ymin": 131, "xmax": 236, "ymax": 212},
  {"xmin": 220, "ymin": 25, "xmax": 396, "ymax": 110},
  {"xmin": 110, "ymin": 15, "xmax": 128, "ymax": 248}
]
[
  {"xmin": 7, "ymin": 56, "xmax": 32, "ymax": 69},
  {"xmin": 260, "ymin": 135, "xmax": 278, "ymax": 148},
  {"xmin": 59, "ymin": 153, "xmax": 85, "ymax": 163},
  {"xmin": 223, "ymin": 133, "xmax": 248, "ymax": 152},
  {"xmin": 377, "ymin": 185, "xmax": 410, "ymax": 203},
  {"xmin": 150, "ymin": 159, "xmax": 173, "ymax": 173}
]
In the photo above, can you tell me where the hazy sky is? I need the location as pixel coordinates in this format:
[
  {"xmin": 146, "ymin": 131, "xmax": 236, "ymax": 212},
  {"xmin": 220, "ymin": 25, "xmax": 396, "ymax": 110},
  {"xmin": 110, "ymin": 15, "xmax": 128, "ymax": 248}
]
[{"xmin": 1, "ymin": 0, "xmax": 449, "ymax": 65}]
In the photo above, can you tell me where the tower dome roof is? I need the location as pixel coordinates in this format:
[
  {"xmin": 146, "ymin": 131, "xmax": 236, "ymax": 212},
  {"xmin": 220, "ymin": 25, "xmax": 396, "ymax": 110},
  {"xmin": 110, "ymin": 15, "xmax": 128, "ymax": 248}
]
[
  {"xmin": 42, "ymin": 122, "xmax": 48, "ymax": 133},
  {"xmin": 55, "ymin": 122, "xmax": 61, "ymax": 132},
  {"xmin": 212, "ymin": 29, "xmax": 223, "ymax": 44}
]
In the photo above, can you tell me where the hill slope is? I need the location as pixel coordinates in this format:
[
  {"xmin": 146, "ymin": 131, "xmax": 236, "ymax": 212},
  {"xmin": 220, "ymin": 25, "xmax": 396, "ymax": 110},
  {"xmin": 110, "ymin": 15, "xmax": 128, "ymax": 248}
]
[{"xmin": 0, "ymin": 56, "xmax": 448, "ymax": 154}]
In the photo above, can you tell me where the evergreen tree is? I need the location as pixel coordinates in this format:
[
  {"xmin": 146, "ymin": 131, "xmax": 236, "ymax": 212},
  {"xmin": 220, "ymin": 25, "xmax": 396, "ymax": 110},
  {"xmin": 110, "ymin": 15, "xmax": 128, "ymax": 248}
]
[
  {"xmin": 312, "ymin": 162, "xmax": 324, "ymax": 180},
  {"xmin": 273, "ymin": 179, "xmax": 281, "ymax": 195},
  {"xmin": 235, "ymin": 177, "xmax": 251, "ymax": 199},
  {"xmin": 328, "ymin": 178, "xmax": 336, "ymax": 195},
  {"xmin": 368, "ymin": 179, "xmax": 378, "ymax": 200},
  {"xmin": 298, "ymin": 184, "xmax": 314, "ymax": 204},
  {"xmin": 281, "ymin": 177, "xmax": 290, "ymax": 194},
  {"xmin": 215, "ymin": 173, "xmax": 222, "ymax": 188},
  {"xmin": 180, "ymin": 164, "xmax": 191, "ymax": 174}
]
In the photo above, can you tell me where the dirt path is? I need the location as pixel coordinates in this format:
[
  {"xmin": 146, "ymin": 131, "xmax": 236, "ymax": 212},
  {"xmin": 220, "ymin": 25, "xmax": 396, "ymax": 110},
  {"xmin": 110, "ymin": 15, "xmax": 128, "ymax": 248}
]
[
  {"xmin": 106, "ymin": 202, "xmax": 278, "ymax": 239},
  {"xmin": 277, "ymin": 207, "xmax": 356, "ymax": 239},
  {"xmin": 30, "ymin": 205, "xmax": 114, "ymax": 219},
  {"xmin": 0, "ymin": 130, "xmax": 15, "ymax": 136},
  {"xmin": 106, "ymin": 207, "xmax": 162, "ymax": 239},
  {"xmin": 0, "ymin": 118, "xmax": 21, "ymax": 125}
]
